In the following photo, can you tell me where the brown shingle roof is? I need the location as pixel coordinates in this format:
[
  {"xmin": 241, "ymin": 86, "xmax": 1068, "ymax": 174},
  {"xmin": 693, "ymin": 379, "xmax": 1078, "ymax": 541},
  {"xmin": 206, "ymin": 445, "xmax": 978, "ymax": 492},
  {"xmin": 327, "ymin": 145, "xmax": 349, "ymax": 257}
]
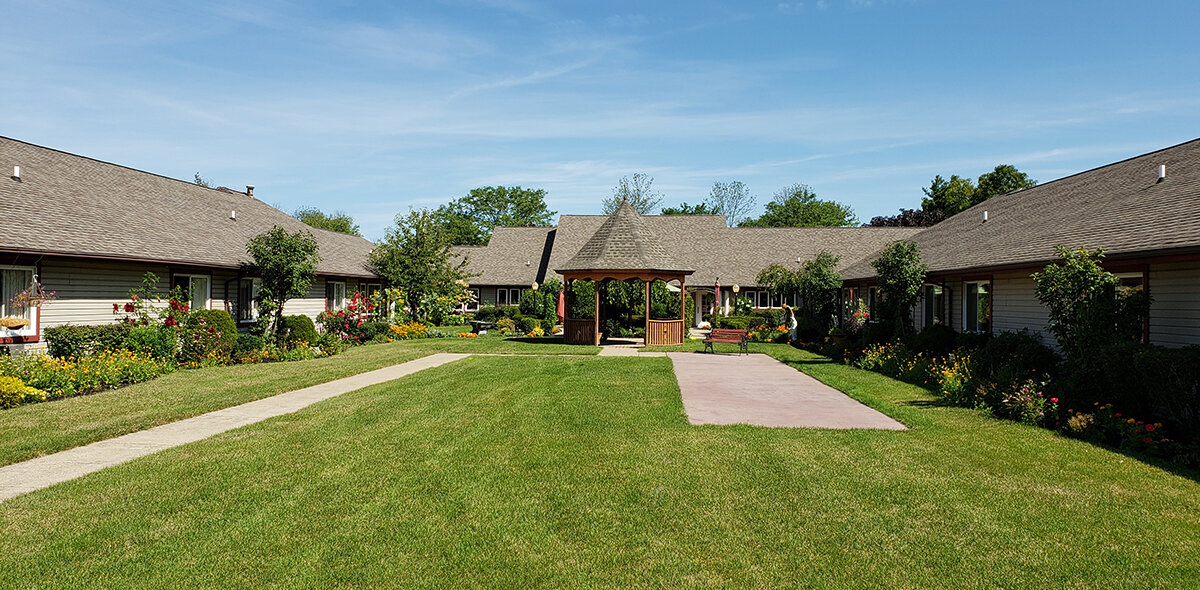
[
  {"xmin": 841, "ymin": 138, "xmax": 1200, "ymax": 280},
  {"xmin": 0, "ymin": 137, "xmax": 376, "ymax": 277},
  {"xmin": 452, "ymin": 226, "xmax": 554, "ymax": 286},
  {"xmin": 557, "ymin": 200, "xmax": 692, "ymax": 274},
  {"xmin": 460, "ymin": 208, "xmax": 919, "ymax": 287}
]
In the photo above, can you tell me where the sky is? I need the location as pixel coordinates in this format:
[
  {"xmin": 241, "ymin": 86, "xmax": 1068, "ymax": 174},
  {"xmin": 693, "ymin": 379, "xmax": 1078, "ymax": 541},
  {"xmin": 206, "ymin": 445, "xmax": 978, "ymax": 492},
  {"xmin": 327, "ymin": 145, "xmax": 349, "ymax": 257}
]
[{"xmin": 3, "ymin": 0, "xmax": 1199, "ymax": 241}]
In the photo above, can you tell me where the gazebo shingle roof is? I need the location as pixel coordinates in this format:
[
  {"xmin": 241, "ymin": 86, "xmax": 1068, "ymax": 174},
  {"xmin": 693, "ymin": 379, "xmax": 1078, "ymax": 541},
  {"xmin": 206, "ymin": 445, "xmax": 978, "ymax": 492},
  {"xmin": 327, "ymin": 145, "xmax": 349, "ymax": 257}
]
[{"xmin": 557, "ymin": 200, "xmax": 693, "ymax": 274}]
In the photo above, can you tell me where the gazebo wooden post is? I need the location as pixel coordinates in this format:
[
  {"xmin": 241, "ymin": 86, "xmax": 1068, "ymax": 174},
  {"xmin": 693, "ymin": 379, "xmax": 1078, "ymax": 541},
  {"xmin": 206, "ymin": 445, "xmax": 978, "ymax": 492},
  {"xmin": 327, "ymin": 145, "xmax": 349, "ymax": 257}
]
[
  {"xmin": 644, "ymin": 279, "xmax": 651, "ymax": 346},
  {"xmin": 680, "ymin": 278, "xmax": 687, "ymax": 324},
  {"xmin": 593, "ymin": 281, "xmax": 601, "ymax": 346}
]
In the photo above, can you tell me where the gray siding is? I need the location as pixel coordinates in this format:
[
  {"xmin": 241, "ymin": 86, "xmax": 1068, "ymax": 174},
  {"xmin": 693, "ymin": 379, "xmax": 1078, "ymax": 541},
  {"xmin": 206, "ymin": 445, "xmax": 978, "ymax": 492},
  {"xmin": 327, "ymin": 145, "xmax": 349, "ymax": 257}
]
[
  {"xmin": 1149, "ymin": 261, "xmax": 1200, "ymax": 348},
  {"xmin": 40, "ymin": 260, "xmax": 172, "ymax": 331}
]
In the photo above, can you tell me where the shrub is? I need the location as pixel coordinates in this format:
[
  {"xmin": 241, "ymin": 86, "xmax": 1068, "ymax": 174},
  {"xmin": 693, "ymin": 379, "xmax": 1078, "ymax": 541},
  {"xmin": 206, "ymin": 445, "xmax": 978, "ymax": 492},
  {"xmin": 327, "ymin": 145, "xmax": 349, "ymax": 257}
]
[
  {"xmin": 279, "ymin": 314, "xmax": 318, "ymax": 346},
  {"xmin": 315, "ymin": 333, "xmax": 344, "ymax": 356},
  {"xmin": 186, "ymin": 310, "xmax": 238, "ymax": 357},
  {"xmin": 43, "ymin": 324, "xmax": 132, "ymax": 359},
  {"xmin": 996, "ymin": 380, "xmax": 1058, "ymax": 427},
  {"xmin": 122, "ymin": 325, "xmax": 178, "ymax": 360},
  {"xmin": 517, "ymin": 316, "xmax": 541, "ymax": 334},
  {"xmin": 911, "ymin": 324, "xmax": 958, "ymax": 357},
  {"xmin": 474, "ymin": 305, "xmax": 520, "ymax": 324},
  {"xmin": 973, "ymin": 329, "xmax": 1058, "ymax": 392},
  {"xmin": 0, "ymin": 376, "xmax": 24, "ymax": 409},
  {"xmin": 361, "ymin": 321, "xmax": 392, "ymax": 340},
  {"xmin": 713, "ymin": 316, "xmax": 754, "ymax": 330},
  {"xmin": 234, "ymin": 333, "xmax": 266, "ymax": 355},
  {"xmin": 495, "ymin": 317, "xmax": 518, "ymax": 334}
]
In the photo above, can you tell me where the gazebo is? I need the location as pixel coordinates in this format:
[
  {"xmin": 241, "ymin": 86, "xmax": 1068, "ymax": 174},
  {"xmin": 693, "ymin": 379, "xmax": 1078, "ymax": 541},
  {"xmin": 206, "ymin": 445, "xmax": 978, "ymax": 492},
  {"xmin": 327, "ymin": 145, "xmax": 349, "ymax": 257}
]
[{"xmin": 556, "ymin": 200, "xmax": 694, "ymax": 346}]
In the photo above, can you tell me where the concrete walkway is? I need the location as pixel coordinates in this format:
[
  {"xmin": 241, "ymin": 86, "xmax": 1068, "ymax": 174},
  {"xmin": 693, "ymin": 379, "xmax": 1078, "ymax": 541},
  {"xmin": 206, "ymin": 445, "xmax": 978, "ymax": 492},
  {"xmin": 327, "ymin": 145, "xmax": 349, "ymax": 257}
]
[
  {"xmin": 668, "ymin": 352, "xmax": 906, "ymax": 430},
  {"xmin": 0, "ymin": 353, "xmax": 470, "ymax": 502}
]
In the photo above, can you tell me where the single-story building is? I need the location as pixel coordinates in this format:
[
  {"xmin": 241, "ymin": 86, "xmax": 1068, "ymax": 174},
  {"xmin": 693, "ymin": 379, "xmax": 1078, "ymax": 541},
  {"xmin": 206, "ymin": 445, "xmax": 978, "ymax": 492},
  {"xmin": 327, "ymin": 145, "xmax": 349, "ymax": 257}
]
[
  {"xmin": 1, "ymin": 136, "xmax": 379, "ymax": 353},
  {"xmin": 840, "ymin": 137, "xmax": 1200, "ymax": 348},
  {"xmin": 455, "ymin": 214, "xmax": 921, "ymax": 326}
]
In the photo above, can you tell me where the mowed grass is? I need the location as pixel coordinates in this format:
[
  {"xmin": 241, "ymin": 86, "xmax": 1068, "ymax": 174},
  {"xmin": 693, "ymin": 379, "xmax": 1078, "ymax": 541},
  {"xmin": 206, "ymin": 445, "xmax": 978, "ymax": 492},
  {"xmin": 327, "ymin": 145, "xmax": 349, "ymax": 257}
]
[
  {"xmin": 0, "ymin": 337, "xmax": 596, "ymax": 466},
  {"xmin": 2, "ymin": 353, "xmax": 1198, "ymax": 588}
]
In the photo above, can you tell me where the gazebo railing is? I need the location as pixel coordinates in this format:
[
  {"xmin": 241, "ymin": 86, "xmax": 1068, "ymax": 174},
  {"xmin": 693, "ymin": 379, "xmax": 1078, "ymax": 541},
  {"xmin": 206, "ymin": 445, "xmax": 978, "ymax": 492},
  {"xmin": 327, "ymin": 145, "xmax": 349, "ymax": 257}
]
[
  {"xmin": 645, "ymin": 319, "xmax": 685, "ymax": 347},
  {"xmin": 564, "ymin": 318, "xmax": 597, "ymax": 345}
]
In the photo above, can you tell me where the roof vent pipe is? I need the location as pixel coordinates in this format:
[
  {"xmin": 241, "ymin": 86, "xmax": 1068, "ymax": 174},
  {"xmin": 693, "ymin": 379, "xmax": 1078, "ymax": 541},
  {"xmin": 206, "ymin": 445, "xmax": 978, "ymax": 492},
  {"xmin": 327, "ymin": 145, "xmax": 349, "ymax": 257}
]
[
  {"xmin": 246, "ymin": 185, "xmax": 255, "ymax": 197},
  {"xmin": 982, "ymin": 210, "xmax": 989, "ymax": 223},
  {"xmin": 1158, "ymin": 164, "xmax": 1166, "ymax": 182},
  {"xmin": 12, "ymin": 166, "xmax": 19, "ymax": 179}
]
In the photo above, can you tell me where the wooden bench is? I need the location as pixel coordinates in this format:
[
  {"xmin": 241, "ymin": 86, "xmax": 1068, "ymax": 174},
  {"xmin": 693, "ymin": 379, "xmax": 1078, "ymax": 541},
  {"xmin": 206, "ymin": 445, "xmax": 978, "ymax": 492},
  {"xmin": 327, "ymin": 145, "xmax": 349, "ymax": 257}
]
[{"xmin": 703, "ymin": 328, "xmax": 749, "ymax": 354}]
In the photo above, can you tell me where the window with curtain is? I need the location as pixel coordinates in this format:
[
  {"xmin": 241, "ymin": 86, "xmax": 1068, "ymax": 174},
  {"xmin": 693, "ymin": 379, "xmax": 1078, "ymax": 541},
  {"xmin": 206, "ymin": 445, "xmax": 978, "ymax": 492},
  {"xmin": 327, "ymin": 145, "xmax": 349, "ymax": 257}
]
[
  {"xmin": 1, "ymin": 267, "xmax": 35, "ymax": 320},
  {"xmin": 238, "ymin": 278, "xmax": 261, "ymax": 322}
]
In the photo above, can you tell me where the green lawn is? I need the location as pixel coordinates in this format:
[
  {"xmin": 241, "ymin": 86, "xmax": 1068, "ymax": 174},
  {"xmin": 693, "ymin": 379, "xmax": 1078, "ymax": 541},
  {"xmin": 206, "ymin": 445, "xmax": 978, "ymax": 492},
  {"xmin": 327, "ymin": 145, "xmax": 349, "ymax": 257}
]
[
  {"xmin": 0, "ymin": 336, "xmax": 596, "ymax": 467},
  {"xmin": 2, "ymin": 347, "xmax": 1197, "ymax": 587}
]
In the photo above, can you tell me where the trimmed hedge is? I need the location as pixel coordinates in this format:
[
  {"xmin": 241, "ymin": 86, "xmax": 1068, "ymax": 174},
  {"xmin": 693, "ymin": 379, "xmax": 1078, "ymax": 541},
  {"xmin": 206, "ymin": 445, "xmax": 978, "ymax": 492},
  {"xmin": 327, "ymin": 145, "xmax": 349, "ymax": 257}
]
[
  {"xmin": 43, "ymin": 323, "xmax": 132, "ymax": 359},
  {"xmin": 474, "ymin": 305, "xmax": 521, "ymax": 323},
  {"xmin": 279, "ymin": 315, "xmax": 318, "ymax": 346}
]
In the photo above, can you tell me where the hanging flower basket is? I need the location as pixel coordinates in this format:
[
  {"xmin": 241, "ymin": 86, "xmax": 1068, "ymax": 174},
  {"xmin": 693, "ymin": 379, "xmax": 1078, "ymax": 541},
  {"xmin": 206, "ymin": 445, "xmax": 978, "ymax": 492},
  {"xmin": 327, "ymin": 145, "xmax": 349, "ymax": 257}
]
[{"xmin": 0, "ymin": 317, "xmax": 31, "ymax": 329}]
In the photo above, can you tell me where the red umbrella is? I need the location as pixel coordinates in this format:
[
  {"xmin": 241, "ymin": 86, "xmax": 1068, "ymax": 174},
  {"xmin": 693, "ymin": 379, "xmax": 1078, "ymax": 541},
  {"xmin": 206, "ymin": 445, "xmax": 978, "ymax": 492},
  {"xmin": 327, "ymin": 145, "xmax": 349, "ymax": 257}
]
[{"xmin": 556, "ymin": 289, "xmax": 565, "ymax": 322}]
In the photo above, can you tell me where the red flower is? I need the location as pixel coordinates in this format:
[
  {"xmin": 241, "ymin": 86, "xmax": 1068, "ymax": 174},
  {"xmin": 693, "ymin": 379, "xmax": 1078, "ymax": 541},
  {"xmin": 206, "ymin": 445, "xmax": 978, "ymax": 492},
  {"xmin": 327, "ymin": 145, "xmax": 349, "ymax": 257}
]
[
  {"xmin": 1144, "ymin": 437, "xmax": 1153, "ymax": 444},
  {"xmin": 131, "ymin": 295, "xmax": 139, "ymax": 301},
  {"xmin": 1049, "ymin": 397, "xmax": 1058, "ymax": 403},
  {"xmin": 113, "ymin": 303, "xmax": 119, "ymax": 313},
  {"xmin": 1145, "ymin": 424, "xmax": 1155, "ymax": 432},
  {"xmin": 1114, "ymin": 413, "xmax": 1122, "ymax": 417},
  {"xmin": 165, "ymin": 317, "xmax": 178, "ymax": 327},
  {"xmin": 124, "ymin": 303, "xmax": 136, "ymax": 312}
]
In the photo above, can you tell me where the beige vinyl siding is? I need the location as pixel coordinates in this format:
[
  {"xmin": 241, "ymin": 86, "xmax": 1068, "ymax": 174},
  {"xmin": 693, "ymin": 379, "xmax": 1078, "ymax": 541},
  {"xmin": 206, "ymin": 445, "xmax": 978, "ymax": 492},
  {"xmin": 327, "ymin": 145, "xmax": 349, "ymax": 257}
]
[
  {"xmin": 39, "ymin": 260, "xmax": 171, "ymax": 331},
  {"xmin": 990, "ymin": 271, "xmax": 1053, "ymax": 343},
  {"xmin": 282, "ymin": 278, "xmax": 328, "ymax": 320},
  {"xmin": 1148, "ymin": 260, "xmax": 1200, "ymax": 348}
]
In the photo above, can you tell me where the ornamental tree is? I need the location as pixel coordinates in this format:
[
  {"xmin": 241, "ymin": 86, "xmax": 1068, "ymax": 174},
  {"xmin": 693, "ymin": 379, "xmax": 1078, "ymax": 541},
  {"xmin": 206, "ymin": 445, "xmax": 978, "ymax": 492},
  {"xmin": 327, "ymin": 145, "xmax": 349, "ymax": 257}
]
[
  {"xmin": 246, "ymin": 226, "xmax": 321, "ymax": 339},
  {"xmin": 368, "ymin": 209, "xmax": 473, "ymax": 323},
  {"xmin": 870, "ymin": 241, "xmax": 927, "ymax": 338}
]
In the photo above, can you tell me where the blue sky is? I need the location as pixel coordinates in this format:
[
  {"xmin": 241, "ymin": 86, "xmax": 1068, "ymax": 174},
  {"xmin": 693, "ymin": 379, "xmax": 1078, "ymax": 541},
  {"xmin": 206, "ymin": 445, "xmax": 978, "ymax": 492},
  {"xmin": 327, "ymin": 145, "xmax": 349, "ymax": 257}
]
[{"xmin": 4, "ymin": 0, "xmax": 1199, "ymax": 240}]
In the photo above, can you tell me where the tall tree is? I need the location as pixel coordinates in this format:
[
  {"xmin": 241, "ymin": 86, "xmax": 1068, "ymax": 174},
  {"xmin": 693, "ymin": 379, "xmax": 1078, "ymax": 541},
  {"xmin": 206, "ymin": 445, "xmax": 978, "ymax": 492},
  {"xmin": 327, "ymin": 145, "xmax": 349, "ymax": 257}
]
[
  {"xmin": 975, "ymin": 164, "xmax": 1037, "ymax": 203},
  {"xmin": 603, "ymin": 173, "xmax": 663, "ymax": 215},
  {"xmin": 866, "ymin": 208, "xmax": 947, "ymax": 227},
  {"xmin": 293, "ymin": 206, "xmax": 362, "ymax": 236},
  {"xmin": 796, "ymin": 251, "xmax": 842, "ymax": 329},
  {"xmin": 246, "ymin": 226, "xmax": 321, "ymax": 339},
  {"xmin": 920, "ymin": 174, "xmax": 977, "ymax": 216},
  {"xmin": 706, "ymin": 181, "xmax": 757, "ymax": 226},
  {"xmin": 660, "ymin": 201, "xmax": 719, "ymax": 215},
  {"xmin": 434, "ymin": 186, "xmax": 555, "ymax": 246},
  {"xmin": 741, "ymin": 184, "xmax": 857, "ymax": 227},
  {"xmin": 368, "ymin": 209, "xmax": 472, "ymax": 323},
  {"xmin": 193, "ymin": 172, "xmax": 212, "ymax": 188}
]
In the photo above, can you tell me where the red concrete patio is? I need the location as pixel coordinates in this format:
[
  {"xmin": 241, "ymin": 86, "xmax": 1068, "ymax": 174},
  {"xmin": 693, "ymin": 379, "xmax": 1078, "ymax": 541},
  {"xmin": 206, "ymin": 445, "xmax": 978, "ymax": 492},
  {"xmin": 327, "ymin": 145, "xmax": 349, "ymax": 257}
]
[{"xmin": 668, "ymin": 352, "xmax": 907, "ymax": 430}]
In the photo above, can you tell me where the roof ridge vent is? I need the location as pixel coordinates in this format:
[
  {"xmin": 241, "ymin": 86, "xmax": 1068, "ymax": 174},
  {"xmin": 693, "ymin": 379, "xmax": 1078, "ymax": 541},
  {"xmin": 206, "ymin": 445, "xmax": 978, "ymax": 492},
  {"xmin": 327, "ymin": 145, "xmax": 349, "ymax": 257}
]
[{"xmin": 1158, "ymin": 164, "xmax": 1166, "ymax": 182}]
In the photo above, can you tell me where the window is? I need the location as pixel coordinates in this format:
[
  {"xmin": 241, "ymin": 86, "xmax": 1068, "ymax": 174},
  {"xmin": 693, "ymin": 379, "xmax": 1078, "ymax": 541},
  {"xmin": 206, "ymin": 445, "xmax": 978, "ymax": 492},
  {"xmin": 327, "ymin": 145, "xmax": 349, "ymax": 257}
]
[
  {"xmin": 496, "ymin": 288, "xmax": 508, "ymax": 306},
  {"xmin": 325, "ymin": 281, "xmax": 346, "ymax": 311},
  {"xmin": 922, "ymin": 284, "xmax": 945, "ymax": 328},
  {"xmin": 964, "ymin": 281, "xmax": 991, "ymax": 332},
  {"xmin": 867, "ymin": 287, "xmax": 880, "ymax": 322},
  {"xmin": 499, "ymin": 288, "xmax": 522, "ymax": 306},
  {"xmin": 172, "ymin": 274, "xmax": 211, "ymax": 310},
  {"xmin": 237, "ymin": 278, "xmax": 261, "ymax": 322},
  {"xmin": 1115, "ymin": 272, "xmax": 1145, "ymax": 296},
  {"xmin": 771, "ymin": 292, "xmax": 785, "ymax": 308},
  {"xmin": 757, "ymin": 291, "xmax": 770, "ymax": 309},
  {"xmin": 0, "ymin": 266, "xmax": 36, "ymax": 335}
]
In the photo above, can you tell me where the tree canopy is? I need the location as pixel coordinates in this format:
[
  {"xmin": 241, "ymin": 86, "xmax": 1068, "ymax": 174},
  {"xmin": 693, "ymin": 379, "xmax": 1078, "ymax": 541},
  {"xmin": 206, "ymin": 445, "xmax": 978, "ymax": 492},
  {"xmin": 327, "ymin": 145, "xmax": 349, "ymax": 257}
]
[
  {"xmin": 193, "ymin": 172, "xmax": 212, "ymax": 188},
  {"xmin": 368, "ymin": 209, "xmax": 473, "ymax": 323},
  {"xmin": 434, "ymin": 186, "xmax": 555, "ymax": 246},
  {"xmin": 741, "ymin": 184, "xmax": 857, "ymax": 227},
  {"xmin": 869, "ymin": 164, "xmax": 1037, "ymax": 226},
  {"xmin": 603, "ymin": 173, "xmax": 663, "ymax": 215},
  {"xmin": 706, "ymin": 181, "xmax": 757, "ymax": 226},
  {"xmin": 246, "ymin": 226, "xmax": 321, "ymax": 339},
  {"xmin": 660, "ymin": 201, "xmax": 720, "ymax": 216},
  {"xmin": 293, "ymin": 206, "xmax": 362, "ymax": 236}
]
